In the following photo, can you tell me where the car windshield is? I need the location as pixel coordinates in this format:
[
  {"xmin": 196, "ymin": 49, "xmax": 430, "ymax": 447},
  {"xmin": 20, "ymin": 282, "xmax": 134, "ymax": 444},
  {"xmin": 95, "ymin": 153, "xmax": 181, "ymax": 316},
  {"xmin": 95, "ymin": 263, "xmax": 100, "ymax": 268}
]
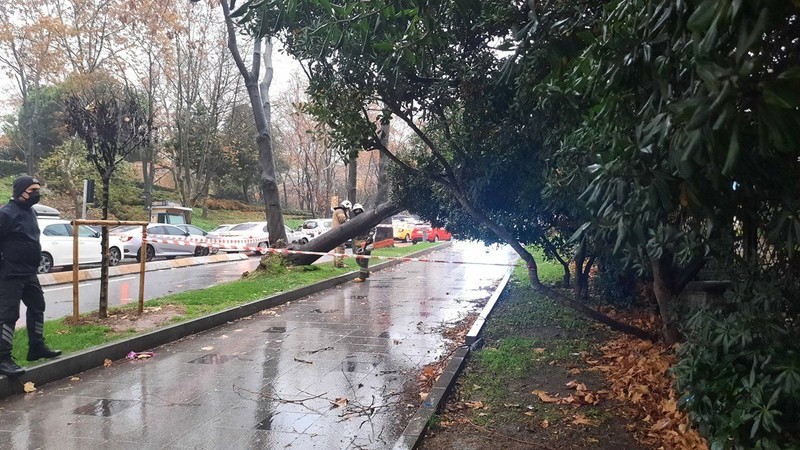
[
  {"xmin": 209, "ymin": 226, "xmax": 229, "ymax": 233},
  {"xmin": 302, "ymin": 221, "xmax": 317, "ymax": 229},
  {"xmin": 229, "ymin": 223, "xmax": 259, "ymax": 231}
]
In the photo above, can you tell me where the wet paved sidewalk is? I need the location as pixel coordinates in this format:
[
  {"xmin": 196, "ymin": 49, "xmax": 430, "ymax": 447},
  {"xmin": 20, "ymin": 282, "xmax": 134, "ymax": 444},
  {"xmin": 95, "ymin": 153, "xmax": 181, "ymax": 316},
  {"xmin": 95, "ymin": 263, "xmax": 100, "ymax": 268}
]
[{"xmin": 0, "ymin": 242, "xmax": 517, "ymax": 449}]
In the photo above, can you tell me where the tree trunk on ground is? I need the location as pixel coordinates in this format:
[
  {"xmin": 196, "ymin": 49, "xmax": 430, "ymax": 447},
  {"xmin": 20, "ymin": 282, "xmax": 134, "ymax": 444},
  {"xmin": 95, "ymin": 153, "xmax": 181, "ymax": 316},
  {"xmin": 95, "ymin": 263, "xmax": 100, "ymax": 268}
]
[{"xmin": 284, "ymin": 201, "xmax": 401, "ymax": 266}]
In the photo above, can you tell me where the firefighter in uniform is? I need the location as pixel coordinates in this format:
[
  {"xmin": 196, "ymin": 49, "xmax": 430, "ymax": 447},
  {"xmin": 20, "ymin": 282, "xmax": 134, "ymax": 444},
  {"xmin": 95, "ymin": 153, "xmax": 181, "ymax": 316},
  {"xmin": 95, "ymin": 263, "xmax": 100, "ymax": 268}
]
[
  {"xmin": 331, "ymin": 200, "xmax": 351, "ymax": 268},
  {"xmin": 0, "ymin": 176, "xmax": 61, "ymax": 377},
  {"xmin": 351, "ymin": 203, "xmax": 375, "ymax": 283}
]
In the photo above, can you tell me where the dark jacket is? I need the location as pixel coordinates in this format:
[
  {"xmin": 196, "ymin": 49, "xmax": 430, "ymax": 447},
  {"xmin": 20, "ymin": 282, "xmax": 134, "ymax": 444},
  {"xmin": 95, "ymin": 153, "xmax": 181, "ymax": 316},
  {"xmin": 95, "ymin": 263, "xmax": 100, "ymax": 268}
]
[{"xmin": 0, "ymin": 200, "xmax": 41, "ymax": 278}]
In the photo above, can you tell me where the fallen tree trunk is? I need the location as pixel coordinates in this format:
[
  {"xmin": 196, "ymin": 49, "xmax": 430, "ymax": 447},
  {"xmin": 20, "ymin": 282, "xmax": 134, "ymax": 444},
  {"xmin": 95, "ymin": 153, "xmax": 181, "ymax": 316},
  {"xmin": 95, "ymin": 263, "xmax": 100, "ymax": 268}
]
[{"xmin": 285, "ymin": 201, "xmax": 402, "ymax": 266}]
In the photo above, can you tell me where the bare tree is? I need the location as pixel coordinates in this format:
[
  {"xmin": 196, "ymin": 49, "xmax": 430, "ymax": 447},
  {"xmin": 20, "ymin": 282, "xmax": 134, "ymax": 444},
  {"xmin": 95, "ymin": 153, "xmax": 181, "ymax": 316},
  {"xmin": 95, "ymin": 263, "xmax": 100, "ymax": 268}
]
[
  {"xmin": 63, "ymin": 74, "xmax": 149, "ymax": 318},
  {"xmin": 0, "ymin": 3, "xmax": 63, "ymax": 174},
  {"xmin": 215, "ymin": 0, "xmax": 286, "ymax": 244}
]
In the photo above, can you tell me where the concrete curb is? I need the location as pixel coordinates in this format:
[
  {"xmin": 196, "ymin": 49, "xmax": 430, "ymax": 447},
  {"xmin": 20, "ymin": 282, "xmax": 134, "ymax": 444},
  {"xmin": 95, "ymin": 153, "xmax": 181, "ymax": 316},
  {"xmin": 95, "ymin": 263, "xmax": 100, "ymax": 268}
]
[
  {"xmin": 393, "ymin": 265, "xmax": 515, "ymax": 450},
  {"xmin": 37, "ymin": 253, "xmax": 251, "ymax": 286},
  {"xmin": 0, "ymin": 242, "xmax": 452, "ymax": 400}
]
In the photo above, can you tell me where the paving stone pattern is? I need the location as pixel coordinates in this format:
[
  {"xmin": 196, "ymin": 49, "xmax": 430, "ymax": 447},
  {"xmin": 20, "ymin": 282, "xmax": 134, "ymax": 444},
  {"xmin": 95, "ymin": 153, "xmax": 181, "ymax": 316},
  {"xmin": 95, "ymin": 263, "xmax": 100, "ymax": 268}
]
[{"xmin": 0, "ymin": 242, "xmax": 517, "ymax": 449}]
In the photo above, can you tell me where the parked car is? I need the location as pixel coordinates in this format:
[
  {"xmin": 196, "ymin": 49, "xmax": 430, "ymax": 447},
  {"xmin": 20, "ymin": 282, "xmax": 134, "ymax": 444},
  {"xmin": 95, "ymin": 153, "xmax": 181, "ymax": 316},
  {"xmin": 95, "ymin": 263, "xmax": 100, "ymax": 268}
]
[
  {"xmin": 216, "ymin": 222, "xmax": 307, "ymax": 253},
  {"xmin": 206, "ymin": 224, "xmax": 235, "ymax": 239},
  {"xmin": 37, "ymin": 219, "xmax": 124, "ymax": 273},
  {"xmin": 285, "ymin": 226, "xmax": 308, "ymax": 245},
  {"xmin": 111, "ymin": 223, "xmax": 202, "ymax": 262},
  {"xmin": 175, "ymin": 224, "xmax": 219, "ymax": 256},
  {"xmin": 393, "ymin": 221, "xmax": 416, "ymax": 243},
  {"xmin": 215, "ymin": 222, "xmax": 270, "ymax": 254},
  {"xmin": 411, "ymin": 223, "xmax": 452, "ymax": 243},
  {"xmin": 300, "ymin": 218, "xmax": 332, "ymax": 241}
]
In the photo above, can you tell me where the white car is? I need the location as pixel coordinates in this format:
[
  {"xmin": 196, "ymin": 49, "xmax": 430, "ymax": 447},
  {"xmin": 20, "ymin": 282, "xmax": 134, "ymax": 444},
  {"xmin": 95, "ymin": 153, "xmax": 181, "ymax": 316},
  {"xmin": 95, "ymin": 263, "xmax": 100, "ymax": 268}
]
[
  {"xmin": 37, "ymin": 219, "xmax": 124, "ymax": 273},
  {"xmin": 206, "ymin": 224, "xmax": 235, "ymax": 240},
  {"xmin": 300, "ymin": 218, "xmax": 332, "ymax": 241},
  {"xmin": 216, "ymin": 222, "xmax": 306, "ymax": 253},
  {"xmin": 111, "ymin": 223, "xmax": 202, "ymax": 262}
]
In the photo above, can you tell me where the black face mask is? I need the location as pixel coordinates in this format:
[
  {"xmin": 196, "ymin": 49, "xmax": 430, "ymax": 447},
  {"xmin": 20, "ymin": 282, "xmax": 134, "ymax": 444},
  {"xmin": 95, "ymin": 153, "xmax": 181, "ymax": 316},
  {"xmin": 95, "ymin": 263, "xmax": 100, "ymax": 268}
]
[{"xmin": 25, "ymin": 192, "xmax": 41, "ymax": 206}]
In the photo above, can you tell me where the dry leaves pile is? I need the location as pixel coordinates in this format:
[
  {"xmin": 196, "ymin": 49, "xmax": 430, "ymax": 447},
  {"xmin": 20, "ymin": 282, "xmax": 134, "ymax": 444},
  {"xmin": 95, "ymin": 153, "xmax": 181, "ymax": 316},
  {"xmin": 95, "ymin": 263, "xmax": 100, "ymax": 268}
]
[{"xmin": 590, "ymin": 324, "xmax": 707, "ymax": 450}]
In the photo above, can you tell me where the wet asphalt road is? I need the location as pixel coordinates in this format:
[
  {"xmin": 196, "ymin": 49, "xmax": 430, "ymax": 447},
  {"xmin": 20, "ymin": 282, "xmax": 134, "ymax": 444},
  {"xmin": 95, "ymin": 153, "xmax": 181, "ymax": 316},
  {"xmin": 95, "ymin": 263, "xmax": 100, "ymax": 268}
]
[{"xmin": 0, "ymin": 241, "xmax": 518, "ymax": 449}]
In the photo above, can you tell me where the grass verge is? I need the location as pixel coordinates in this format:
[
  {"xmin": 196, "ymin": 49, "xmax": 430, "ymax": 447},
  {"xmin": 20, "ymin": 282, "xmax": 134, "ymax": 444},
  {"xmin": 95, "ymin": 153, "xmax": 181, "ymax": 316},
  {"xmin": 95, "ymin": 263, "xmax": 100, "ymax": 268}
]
[
  {"xmin": 11, "ymin": 242, "xmax": 442, "ymax": 366},
  {"xmin": 421, "ymin": 254, "xmax": 647, "ymax": 449}
]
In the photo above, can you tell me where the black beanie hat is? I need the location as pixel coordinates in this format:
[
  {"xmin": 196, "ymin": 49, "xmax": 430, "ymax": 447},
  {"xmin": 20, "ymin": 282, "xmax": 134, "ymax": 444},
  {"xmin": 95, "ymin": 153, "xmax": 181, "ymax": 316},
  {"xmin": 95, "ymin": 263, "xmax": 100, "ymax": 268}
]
[{"xmin": 12, "ymin": 175, "xmax": 39, "ymax": 199}]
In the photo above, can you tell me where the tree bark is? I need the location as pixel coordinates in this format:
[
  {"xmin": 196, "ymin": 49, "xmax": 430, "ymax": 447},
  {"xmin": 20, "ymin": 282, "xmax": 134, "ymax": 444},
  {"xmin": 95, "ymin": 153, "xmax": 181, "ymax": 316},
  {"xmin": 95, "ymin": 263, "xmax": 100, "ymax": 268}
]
[
  {"xmin": 347, "ymin": 152, "xmax": 357, "ymax": 204},
  {"xmin": 650, "ymin": 255, "xmax": 682, "ymax": 344},
  {"xmin": 374, "ymin": 121, "xmax": 391, "ymax": 205},
  {"xmin": 285, "ymin": 201, "xmax": 401, "ymax": 266},
  {"xmin": 99, "ymin": 176, "xmax": 111, "ymax": 318},
  {"xmin": 221, "ymin": 1, "xmax": 286, "ymax": 245},
  {"xmin": 541, "ymin": 236, "xmax": 570, "ymax": 288}
]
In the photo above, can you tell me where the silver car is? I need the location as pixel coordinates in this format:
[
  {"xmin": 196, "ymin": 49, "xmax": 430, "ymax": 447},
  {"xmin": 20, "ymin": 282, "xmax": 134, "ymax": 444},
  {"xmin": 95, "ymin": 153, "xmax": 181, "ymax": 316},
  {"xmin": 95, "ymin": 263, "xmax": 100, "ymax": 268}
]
[
  {"xmin": 176, "ymin": 224, "xmax": 219, "ymax": 256},
  {"xmin": 111, "ymin": 223, "xmax": 203, "ymax": 262}
]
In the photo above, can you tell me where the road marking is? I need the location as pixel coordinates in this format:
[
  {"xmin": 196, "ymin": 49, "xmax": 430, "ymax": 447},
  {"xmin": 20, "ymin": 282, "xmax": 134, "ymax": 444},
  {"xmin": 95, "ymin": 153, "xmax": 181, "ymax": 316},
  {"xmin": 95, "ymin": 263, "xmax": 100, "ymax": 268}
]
[{"xmin": 44, "ymin": 283, "xmax": 94, "ymax": 292}]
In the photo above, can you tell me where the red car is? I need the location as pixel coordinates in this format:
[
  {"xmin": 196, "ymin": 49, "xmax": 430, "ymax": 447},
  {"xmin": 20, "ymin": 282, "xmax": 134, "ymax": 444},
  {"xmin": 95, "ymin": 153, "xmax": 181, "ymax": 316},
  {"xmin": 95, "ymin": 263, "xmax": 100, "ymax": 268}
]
[{"xmin": 411, "ymin": 223, "xmax": 452, "ymax": 243}]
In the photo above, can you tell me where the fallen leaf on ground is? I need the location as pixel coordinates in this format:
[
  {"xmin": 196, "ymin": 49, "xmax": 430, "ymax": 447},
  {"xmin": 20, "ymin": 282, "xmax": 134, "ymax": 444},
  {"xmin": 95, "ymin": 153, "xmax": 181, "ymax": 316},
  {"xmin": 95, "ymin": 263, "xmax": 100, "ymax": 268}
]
[
  {"xmin": 464, "ymin": 400, "xmax": 485, "ymax": 409},
  {"xmin": 201, "ymin": 346, "xmax": 213, "ymax": 351},
  {"xmin": 103, "ymin": 359, "xmax": 112, "ymax": 367},
  {"xmin": 23, "ymin": 382, "xmax": 36, "ymax": 393},
  {"xmin": 540, "ymin": 419, "xmax": 549, "ymax": 429},
  {"xmin": 419, "ymin": 392, "xmax": 428, "ymax": 401},
  {"xmin": 533, "ymin": 348, "xmax": 546, "ymax": 354},
  {"xmin": 531, "ymin": 390, "xmax": 560, "ymax": 403},
  {"xmin": 565, "ymin": 380, "xmax": 586, "ymax": 391},
  {"xmin": 70, "ymin": 377, "xmax": 80, "ymax": 381},
  {"xmin": 332, "ymin": 397, "xmax": 348, "ymax": 408},
  {"xmin": 572, "ymin": 414, "xmax": 594, "ymax": 426},
  {"xmin": 524, "ymin": 411, "xmax": 536, "ymax": 417}
]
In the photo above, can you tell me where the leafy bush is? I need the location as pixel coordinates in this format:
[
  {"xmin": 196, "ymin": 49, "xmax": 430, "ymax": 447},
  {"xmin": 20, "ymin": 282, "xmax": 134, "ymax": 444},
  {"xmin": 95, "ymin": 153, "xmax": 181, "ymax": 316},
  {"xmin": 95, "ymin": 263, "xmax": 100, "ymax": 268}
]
[
  {"xmin": 674, "ymin": 276, "xmax": 800, "ymax": 450},
  {"xmin": 594, "ymin": 255, "xmax": 642, "ymax": 308},
  {"xmin": 0, "ymin": 160, "xmax": 26, "ymax": 178}
]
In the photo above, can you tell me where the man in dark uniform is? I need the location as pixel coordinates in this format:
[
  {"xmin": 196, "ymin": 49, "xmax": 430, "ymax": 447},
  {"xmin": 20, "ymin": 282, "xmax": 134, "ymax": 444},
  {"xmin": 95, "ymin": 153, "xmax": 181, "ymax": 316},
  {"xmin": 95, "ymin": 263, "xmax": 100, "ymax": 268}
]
[
  {"xmin": 0, "ymin": 176, "xmax": 61, "ymax": 377},
  {"xmin": 351, "ymin": 203, "xmax": 375, "ymax": 283}
]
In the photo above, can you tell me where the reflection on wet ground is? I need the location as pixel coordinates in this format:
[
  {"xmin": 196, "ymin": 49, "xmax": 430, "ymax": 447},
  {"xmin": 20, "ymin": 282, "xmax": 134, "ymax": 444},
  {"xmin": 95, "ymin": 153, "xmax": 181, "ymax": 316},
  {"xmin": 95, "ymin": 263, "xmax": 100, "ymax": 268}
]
[{"xmin": 0, "ymin": 241, "xmax": 517, "ymax": 449}]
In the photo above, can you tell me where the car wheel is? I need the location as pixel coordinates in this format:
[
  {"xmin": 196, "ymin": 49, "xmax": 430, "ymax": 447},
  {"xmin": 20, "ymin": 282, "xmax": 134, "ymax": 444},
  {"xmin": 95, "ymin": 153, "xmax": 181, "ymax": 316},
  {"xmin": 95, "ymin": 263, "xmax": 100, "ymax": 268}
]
[
  {"xmin": 257, "ymin": 241, "xmax": 268, "ymax": 255},
  {"xmin": 109, "ymin": 247, "xmax": 121, "ymax": 266},
  {"xmin": 136, "ymin": 245, "xmax": 155, "ymax": 262},
  {"xmin": 38, "ymin": 253, "xmax": 54, "ymax": 274},
  {"xmin": 404, "ymin": 234, "xmax": 411, "ymax": 243},
  {"xmin": 301, "ymin": 237, "xmax": 308, "ymax": 244}
]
